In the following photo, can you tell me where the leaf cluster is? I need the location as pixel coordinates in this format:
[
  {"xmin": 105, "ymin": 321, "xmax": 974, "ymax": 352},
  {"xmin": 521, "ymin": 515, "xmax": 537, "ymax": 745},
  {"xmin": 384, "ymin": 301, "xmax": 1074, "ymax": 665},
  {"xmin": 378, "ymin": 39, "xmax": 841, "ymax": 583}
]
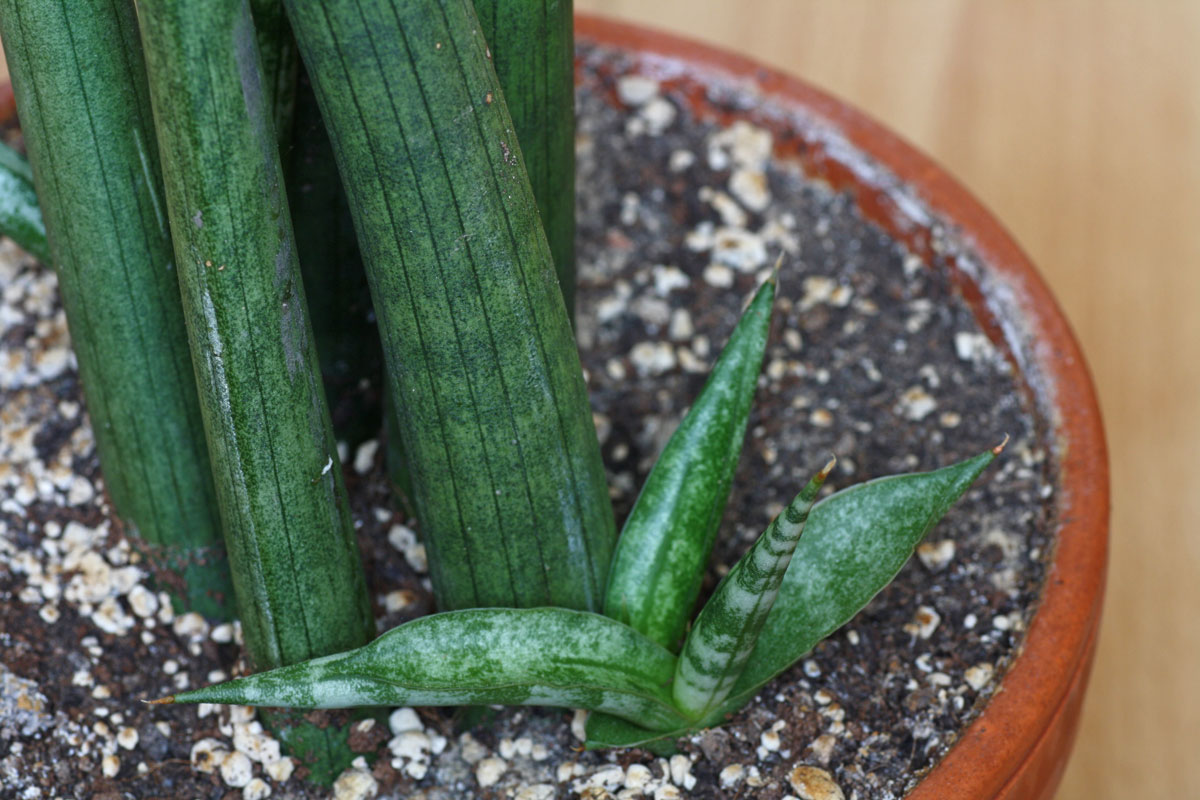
[{"xmin": 165, "ymin": 272, "xmax": 999, "ymax": 751}]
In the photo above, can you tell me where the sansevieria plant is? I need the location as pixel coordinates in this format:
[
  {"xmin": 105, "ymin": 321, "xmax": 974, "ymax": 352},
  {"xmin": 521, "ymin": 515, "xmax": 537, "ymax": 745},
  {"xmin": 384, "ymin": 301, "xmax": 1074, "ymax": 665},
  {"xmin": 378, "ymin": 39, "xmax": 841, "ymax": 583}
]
[{"xmin": 0, "ymin": 0, "xmax": 1003, "ymax": 782}]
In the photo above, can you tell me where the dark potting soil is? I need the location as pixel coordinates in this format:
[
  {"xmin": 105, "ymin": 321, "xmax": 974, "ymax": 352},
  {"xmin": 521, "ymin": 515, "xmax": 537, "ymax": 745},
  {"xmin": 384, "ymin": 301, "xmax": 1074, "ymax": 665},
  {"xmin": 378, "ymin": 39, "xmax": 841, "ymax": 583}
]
[{"xmin": 0, "ymin": 42, "xmax": 1054, "ymax": 800}]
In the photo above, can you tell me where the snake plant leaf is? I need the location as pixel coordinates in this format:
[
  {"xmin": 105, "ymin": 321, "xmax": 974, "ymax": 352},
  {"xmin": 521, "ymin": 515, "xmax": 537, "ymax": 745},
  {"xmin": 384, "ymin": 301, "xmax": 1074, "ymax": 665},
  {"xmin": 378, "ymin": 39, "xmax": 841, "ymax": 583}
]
[
  {"xmin": 674, "ymin": 457, "xmax": 835, "ymax": 720},
  {"xmin": 0, "ymin": 0, "xmax": 231, "ymax": 617},
  {"xmin": 710, "ymin": 444, "xmax": 1004, "ymax": 722},
  {"xmin": 159, "ymin": 608, "xmax": 691, "ymax": 732},
  {"xmin": 0, "ymin": 142, "xmax": 48, "ymax": 263},
  {"xmin": 605, "ymin": 273, "xmax": 776, "ymax": 650},
  {"xmin": 474, "ymin": 0, "xmax": 576, "ymax": 318},
  {"xmin": 285, "ymin": 0, "xmax": 615, "ymax": 613}
]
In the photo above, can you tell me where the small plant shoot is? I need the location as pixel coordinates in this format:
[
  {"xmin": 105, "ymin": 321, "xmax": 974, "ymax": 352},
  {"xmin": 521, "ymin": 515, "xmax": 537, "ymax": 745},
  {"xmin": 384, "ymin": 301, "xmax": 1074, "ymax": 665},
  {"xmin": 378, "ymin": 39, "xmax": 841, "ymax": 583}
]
[{"xmin": 153, "ymin": 274, "xmax": 1004, "ymax": 749}]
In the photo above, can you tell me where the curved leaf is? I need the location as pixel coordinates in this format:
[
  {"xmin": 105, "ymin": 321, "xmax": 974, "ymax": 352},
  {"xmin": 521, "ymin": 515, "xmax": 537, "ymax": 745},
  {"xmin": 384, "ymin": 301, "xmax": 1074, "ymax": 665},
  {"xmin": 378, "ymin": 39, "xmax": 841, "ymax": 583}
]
[
  {"xmin": 604, "ymin": 275, "xmax": 776, "ymax": 649},
  {"xmin": 162, "ymin": 608, "xmax": 690, "ymax": 731},
  {"xmin": 713, "ymin": 446, "xmax": 1001, "ymax": 719}
]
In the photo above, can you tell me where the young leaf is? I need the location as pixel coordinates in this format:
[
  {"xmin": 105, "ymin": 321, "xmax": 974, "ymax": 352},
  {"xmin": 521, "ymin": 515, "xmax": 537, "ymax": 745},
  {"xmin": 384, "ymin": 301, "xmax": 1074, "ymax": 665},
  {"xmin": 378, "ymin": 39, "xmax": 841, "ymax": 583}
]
[
  {"xmin": 673, "ymin": 458, "xmax": 835, "ymax": 720},
  {"xmin": 605, "ymin": 275, "xmax": 776, "ymax": 649},
  {"xmin": 710, "ymin": 445, "xmax": 1003, "ymax": 722},
  {"xmin": 158, "ymin": 608, "xmax": 691, "ymax": 732},
  {"xmin": 586, "ymin": 445, "xmax": 1002, "ymax": 747}
]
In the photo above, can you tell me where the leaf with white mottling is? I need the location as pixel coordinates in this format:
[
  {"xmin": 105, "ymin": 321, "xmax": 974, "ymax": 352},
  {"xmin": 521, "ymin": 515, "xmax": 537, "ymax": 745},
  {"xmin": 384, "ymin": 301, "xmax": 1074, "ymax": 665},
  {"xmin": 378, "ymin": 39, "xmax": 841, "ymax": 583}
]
[
  {"xmin": 159, "ymin": 608, "xmax": 689, "ymax": 731},
  {"xmin": 586, "ymin": 446, "xmax": 1002, "ymax": 745}
]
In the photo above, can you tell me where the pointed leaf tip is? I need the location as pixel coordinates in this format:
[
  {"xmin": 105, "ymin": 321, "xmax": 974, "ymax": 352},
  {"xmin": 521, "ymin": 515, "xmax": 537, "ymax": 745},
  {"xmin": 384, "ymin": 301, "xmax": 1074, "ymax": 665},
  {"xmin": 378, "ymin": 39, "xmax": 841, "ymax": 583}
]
[
  {"xmin": 819, "ymin": 455, "xmax": 837, "ymax": 480},
  {"xmin": 144, "ymin": 695, "xmax": 175, "ymax": 705},
  {"xmin": 161, "ymin": 608, "xmax": 689, "ymax": 730},
  {"xmin": 993, "ymin": 434, "xmax": 1010, "ymax": 456},
  {"xmin": 715, "ymin": 447, "xmax": 1001, "ymax": 718},
  {"xmin": 767, "ymin": 252, "xmax": 784, "ymax": 287}
]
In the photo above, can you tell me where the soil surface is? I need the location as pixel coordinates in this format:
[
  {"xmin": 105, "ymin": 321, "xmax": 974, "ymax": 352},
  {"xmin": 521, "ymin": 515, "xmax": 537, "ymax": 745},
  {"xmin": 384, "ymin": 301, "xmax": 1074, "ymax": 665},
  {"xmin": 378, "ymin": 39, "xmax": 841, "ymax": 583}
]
[{"xmin": 0, "ymin": 43, "xmax": 1054, "ymax": 800}]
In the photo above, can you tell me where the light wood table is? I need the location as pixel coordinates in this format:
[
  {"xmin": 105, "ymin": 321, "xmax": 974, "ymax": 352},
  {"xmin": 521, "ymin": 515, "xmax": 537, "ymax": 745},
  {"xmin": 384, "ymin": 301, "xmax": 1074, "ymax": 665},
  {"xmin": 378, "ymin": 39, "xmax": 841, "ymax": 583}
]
[{"xmin": 577, "ymin": 1, "xmax": 1200, "ymax": 797}]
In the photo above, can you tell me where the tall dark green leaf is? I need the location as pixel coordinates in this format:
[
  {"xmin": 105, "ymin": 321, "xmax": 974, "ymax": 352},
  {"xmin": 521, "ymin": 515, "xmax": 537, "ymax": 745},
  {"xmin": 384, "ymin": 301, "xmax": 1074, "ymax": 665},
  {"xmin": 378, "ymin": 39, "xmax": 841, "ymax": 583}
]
[
  {"xmin": 0, "ymin": 0, "xmax": 232, "ymax": 617},
  {"xmin": 474, "ymin": 0, "xmax": 576, "ymax": 318},
  {"xmin": 135, "ymin": 0, "xmax": 374, "ymax": 781},
  {"xmin": 284, "ymin": 0, "xmax": 615, "ymax": 611}
]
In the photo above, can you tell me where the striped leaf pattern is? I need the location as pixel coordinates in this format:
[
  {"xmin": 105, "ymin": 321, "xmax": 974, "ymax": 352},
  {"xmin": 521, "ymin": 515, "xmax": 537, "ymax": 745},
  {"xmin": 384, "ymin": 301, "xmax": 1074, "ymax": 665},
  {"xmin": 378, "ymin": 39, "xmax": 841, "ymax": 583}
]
[
  {"xmin": 673, "ymin": 458, "xmax": 835, "ymax": 719},
  {"xmin": 284, "ymin": 0, "xmax": 615, "ymax": 613},
  {"xmin": 713, "ymin": 445, "xmax": 1004, "ymax": 721}
]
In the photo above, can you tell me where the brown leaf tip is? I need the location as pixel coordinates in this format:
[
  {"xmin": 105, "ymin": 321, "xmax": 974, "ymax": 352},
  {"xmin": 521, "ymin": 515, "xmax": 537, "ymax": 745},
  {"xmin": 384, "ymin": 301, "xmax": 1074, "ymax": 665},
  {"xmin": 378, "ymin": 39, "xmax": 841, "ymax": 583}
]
[
  {"xmin": 992, "ymin": 433, "xmax": 1010, "ymax": 456},
  {"xmin": 818, "ymin": 454, "xmax": 838, "ymax": 480},
  {"xmin": 144, "ymin": 695, "xmax": 176, "ymax": 705},
  {"xmin": 768, "ymin": 252, "xmax": 784, "ymax": 285}
]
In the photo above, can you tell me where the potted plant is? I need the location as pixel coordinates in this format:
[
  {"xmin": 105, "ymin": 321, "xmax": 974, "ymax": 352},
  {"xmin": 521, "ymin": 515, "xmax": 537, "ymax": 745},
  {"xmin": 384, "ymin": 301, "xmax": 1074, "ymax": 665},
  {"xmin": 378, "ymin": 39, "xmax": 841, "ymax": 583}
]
[{"xmin": 0, "ymin": 3, "xmax": 1105, "ymax": 798}]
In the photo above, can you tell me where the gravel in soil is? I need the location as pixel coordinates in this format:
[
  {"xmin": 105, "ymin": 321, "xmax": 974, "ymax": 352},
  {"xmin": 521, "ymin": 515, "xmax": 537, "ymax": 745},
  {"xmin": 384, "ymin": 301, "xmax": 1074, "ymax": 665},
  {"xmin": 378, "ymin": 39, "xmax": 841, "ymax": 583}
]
[{"xmin": 0, "ymin": 43, "xmax": 1054, "ymax": 800}]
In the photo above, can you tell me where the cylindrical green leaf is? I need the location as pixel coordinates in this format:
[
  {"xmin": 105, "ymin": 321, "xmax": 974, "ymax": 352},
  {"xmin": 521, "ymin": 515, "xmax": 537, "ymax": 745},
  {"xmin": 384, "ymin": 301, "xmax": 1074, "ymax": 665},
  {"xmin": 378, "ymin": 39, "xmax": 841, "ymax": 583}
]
[
  {"xmin": 164, "ymin": 607, "xmax": 690, "ymax": 732},
  {"xmin": 136, "ymin": 0, "xmax": 376, "ymax": 780},
  {"xmin": 284, "ymin": 0, "xmax": 615, "ymax": 611},
  {"xmin": 135, "ymin": 0, "xmax": 373, "ymax": 669},
  {"xmin": 0, "ymin": 0, "xmax": 232, "ymax": 618},
  {"xmin": 673, "ymin": 458, "xmax": 834, "ymax": 719},
  {"xmin": 605, "ymin": 276, "xmax": 776, "ymax": 649},
  {"xmin": 474, "ymin": 0, "xmax": 576, "ymax": 318},
  {"xmin": 0, "ymin": 142, "xmax": 48, "ymax": 263}
]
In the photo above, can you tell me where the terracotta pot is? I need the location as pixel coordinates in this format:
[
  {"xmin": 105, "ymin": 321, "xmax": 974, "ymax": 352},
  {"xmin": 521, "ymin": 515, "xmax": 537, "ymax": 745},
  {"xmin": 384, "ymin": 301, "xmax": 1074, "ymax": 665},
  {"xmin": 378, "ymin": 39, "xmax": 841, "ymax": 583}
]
[{"xmin": 576, "ymin": 14, "xmax": 1108, "ymax": 800}]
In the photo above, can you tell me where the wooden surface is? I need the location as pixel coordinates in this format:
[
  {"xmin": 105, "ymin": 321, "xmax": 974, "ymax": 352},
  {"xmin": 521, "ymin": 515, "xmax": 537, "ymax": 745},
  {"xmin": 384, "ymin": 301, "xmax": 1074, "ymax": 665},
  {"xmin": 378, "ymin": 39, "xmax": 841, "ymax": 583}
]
[
  {"xmin": 576, "ymin": 1, "xmax": 1200, "ymax": 797},
  {"xmin": 2, "ymin": 3, "xmax": 1195, "ymax": 796}
]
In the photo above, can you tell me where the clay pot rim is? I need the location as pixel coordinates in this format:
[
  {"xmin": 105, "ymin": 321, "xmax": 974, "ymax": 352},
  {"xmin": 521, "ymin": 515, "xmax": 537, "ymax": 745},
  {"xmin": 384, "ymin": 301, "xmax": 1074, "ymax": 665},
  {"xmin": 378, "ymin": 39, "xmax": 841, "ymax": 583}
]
[{"xmin": 576, "ymin": 13, "xmax": 1109, "ymax": 797}]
